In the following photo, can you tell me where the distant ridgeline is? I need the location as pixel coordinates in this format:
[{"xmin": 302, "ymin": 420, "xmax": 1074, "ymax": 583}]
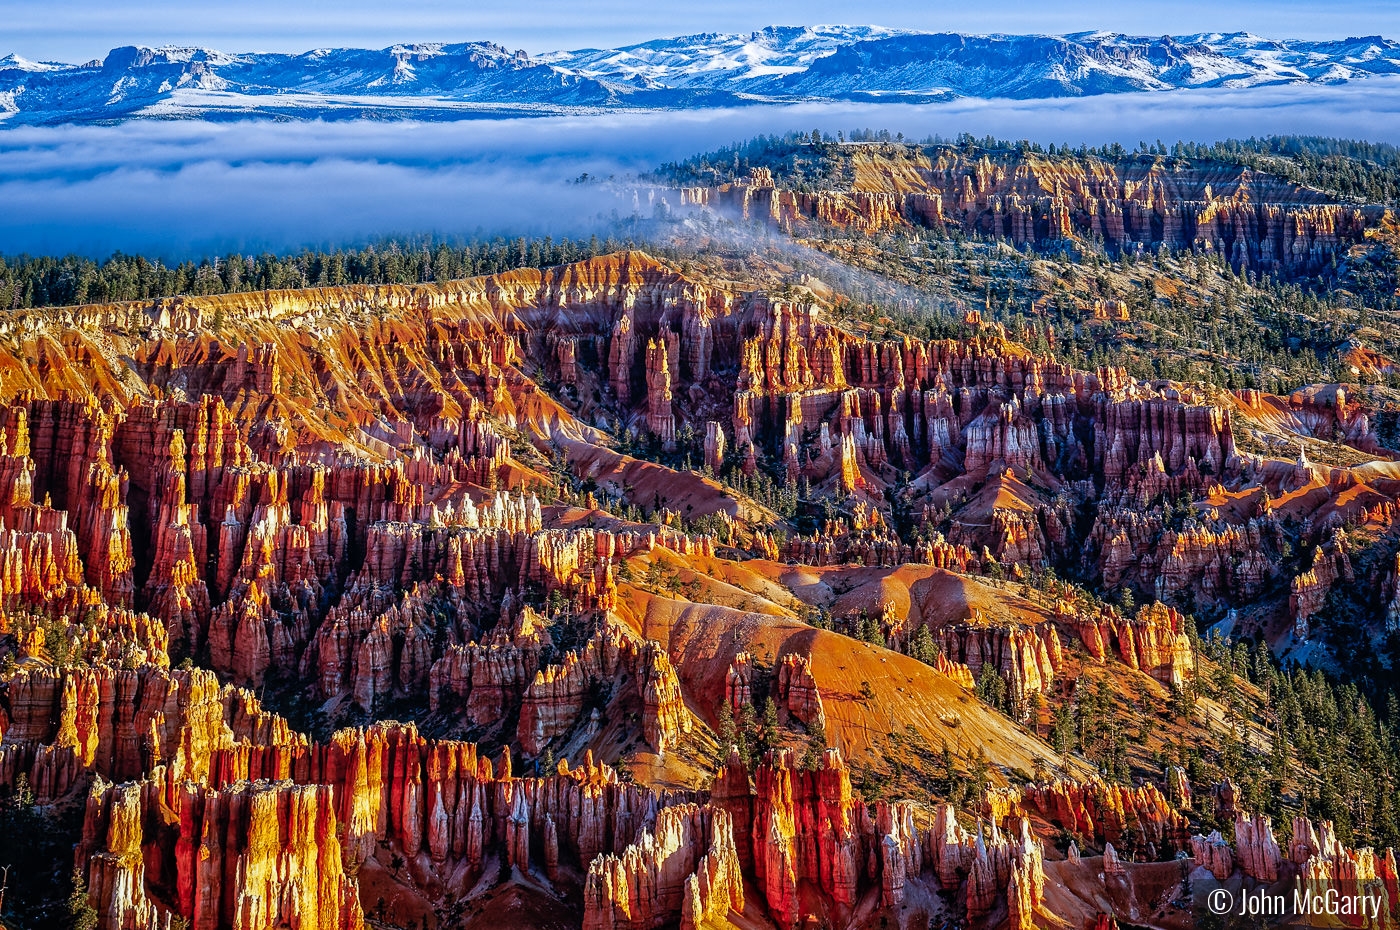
[
  {"xmin": 656, "ymin": 132, "xmax": 1400, "ymax": 286},
  {"xmin": 657, "ymin": 132, "xmax": 1400, "ymax": 205},
  {"xmin": 3, "ymin": 30, "xmax": 1400, "ymax": 124}
]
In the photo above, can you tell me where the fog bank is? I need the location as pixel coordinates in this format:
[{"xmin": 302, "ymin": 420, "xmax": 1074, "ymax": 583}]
[{"xmin": 3, "ymin": 78, "xmax": 1399, "ymax": 258}]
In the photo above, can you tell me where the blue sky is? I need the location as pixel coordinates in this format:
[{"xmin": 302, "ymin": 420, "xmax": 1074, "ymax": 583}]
[{"xmin": 13, "ymin": 0, "xmax": 1400, "ymax": 61}]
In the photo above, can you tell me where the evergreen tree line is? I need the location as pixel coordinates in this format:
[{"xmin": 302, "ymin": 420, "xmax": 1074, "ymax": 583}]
[
  {"xmin": 0, "ymin": 234, "xmax": 640, "ymax": 311},
  {"xmin": 1199, "ymin": 633, "xmax": 1400, "ymax": 851}
]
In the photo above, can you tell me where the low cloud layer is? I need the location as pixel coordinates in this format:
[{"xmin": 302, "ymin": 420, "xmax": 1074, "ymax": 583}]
[{"xmin": 3, "ymin": 78, "xmax": 1400, "ymax": 259}]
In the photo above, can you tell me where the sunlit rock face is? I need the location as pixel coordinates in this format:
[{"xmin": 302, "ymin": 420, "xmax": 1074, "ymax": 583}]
[
  {"xmin": 683, "ymin": 151, "xmax": 1375, "ymax": 278},
  {"xmin": 2, "ymin": 244, "xmax": 1399, "ymax": 930}
]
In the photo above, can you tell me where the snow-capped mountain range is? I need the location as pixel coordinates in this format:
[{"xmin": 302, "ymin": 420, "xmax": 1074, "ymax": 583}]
[{"xmin": 2, "ymin": 26, "xmax": 1398, "ymax": 125}]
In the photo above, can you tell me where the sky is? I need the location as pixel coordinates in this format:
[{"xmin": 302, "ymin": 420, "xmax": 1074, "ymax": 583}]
[
  {"xmin": 11, "ymin": 0, "xmax": 1400, "ymax": 61},
  {"xmin": 4, "ymin": 0, "xmax": 1399, "ymax": 259}
]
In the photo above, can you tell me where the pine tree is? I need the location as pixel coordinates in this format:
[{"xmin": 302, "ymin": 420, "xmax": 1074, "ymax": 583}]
[
  {"xmin": 716, "ymin": 705, "xmax": 738, "ymax": 767},
  {"xmin": 938, "ymin": 741, "xmax": 965, "ymax": 803},
  {"xmin": 909, "ymin": 624, "xmax": 939, "ymax": 664},
  {"xmin": 760, "ymin": 698, "xmax": 780, "ymax": 752},
  {"xmin": 67, "ymin": 869, "xmax": 98, "ymax": 930},
  {"xmin": 1051, "ymin": 701, "xmax": 1076, "ymax": 754},
  {"xmin": 975, "ymin": 664, "xmax": 1008, "ymax": 714},
  {"xmin": 738, "ymin": 703, "xmax": 758, "ymax": 768}
]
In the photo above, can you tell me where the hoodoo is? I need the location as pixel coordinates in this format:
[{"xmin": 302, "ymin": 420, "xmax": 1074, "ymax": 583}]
[{"xmin": 3, "ymin": 127, "xmax": 1400, "ymax": 930}]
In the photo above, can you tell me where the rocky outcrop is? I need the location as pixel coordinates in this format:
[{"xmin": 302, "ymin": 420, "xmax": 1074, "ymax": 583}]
[
  {"xmin": 582, "ymin": 805, "xmax": 743, "ymax": 930},
  {"xmin": 517, "ymin": 620, "xmax": 693, "ymax": 757},
  {"xmin": 0, "ymin": 251, "xmax": 1276, "ymax": 692},
  {"xmin": 429, "ymin": 639, "xmax": 540, "ymax": 723},
  {"xmin": 782, "ymin": 526, "xmax": 981, "ymax": 571},
  {"xmin": 1, "ymin": 603, "xmax": 167, "ymax": 670},
  {"xmin": 750, "ymin": 748, "xmax": 861, "ymax": 927},
  {"xmin": 1191, "ymin": 813, "xmax": 1400, "ymax": 925},
  {"xmin": 774, "ymin": 653, "xmax": 825, "ymax": 732},
  {"xmin": 964, "ymin": 817, "xmax": 1046, "ymax": 924},
  {"xmin": 933, "ymin": 651, "xmax": 976, "ymax": 688},
  {"xmin": 1211, "ymin": 779, "xmax": 1242, "ymax": 821},
  {"xmin": 1164, "ymin": 765, "xmax": 1191, "ymax": 810},
  {"xmin": 1066, "ymin": 602, "xmax": 1194, "ymax": 687},
  {"xmin": 58, "ymin": 713, "xmax": 1069, "ymax": 930},
  {"xmin": 1233, "ymin": 812, "xmax": 1284, "ymax": 882},
  {"xmin": 0, "ymin": 664, "xmax": 299, "ymax": 802},
  {"xmin": 644, "ymin": 337, "xmax": 676, "ymax": 448},
  {"xmin": 876, "ymin": 801, "xmax": 921, "ymax": 908},
  {"xmin": 724, "ymin": 652, "xmax": 753, "ymax": 714},
  {"xmin": 1015, "ymin": 779, "xmax": 1190, "ymax": 857},
  {"xmin": 1385, "ymin": 553, "xmax": 1400, "ymax": 634},
  {"xmin": 1291, "ymin": 816, "xmax": 1400, "ymax": 926},
  {"xmin": 1092, "ymin": 507, "xmax": 1279, "ymax": 608},
  {"xmin": 1190, "ymin": 831, "xmax": 1234, "ymax": 880},
  {"xmin": 1290, "ymin": 532, "xmax": 1353, "ymax": 639},
  {"xmin": 79, "ymin": 778, "xmax": 365, "ymax": 930},
  {"xmin": 638, "ymin": 643, "xmax": 691, "ymax": 754},
  {"xmin": 703, "ymin": 421, "xmax": 726, "ymax": 474},
  {"xmin": 682, "ymin": 150, "xmax": 1373, "ymax": 277},
  {"xmin": 935, "ymin": 619, "xmax": 1059, "ymax": 704},
  {"xmin": 71, "ymin": 721, "xmax": 702, "ymax": 927},
  {"xmin": 710, "ymin": 748, "xmax": 1047, "ymax": 929}
]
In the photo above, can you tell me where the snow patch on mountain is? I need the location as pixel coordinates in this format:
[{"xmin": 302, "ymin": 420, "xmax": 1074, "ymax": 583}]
[{"xmin": 1, "ymin": 26, "xmax": 1397, "ymax": 125}]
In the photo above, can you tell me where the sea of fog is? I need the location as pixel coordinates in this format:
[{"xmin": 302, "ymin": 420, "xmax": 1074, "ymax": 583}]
[{"xmin": 3, "ymin": 77, "xmax": 1400, "ymax": 259}]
